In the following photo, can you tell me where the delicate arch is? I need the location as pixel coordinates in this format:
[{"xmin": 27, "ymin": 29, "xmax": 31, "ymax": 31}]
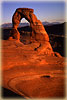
[{"xmin": 9, "ymin": 8, "xmax": 49, "ymax": 42}]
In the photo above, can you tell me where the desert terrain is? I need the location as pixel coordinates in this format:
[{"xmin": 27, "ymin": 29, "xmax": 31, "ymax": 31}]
[
  {"xmin": 1, "ymin": 23, "xmax": 66, "ymax": 99},
  {"xmin": 1, "ymin": 8, "xmax": 66, "ymax": 99}
]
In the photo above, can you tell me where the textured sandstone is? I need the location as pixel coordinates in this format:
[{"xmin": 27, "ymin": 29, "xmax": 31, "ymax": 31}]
[
  {"xmin": 8, "ymin": 8, "xmax": 58, "ymax": 55},
  {"xmin": 2, "ymin": 8, "xmax": 65, "ymax": 98},
  {"xmin": 11, "ymin": 8, "xmax": 49, "ymax": 41},
  {"xmin": 2, "ymin": 40, "xmax": 65, "ymax": 98}
]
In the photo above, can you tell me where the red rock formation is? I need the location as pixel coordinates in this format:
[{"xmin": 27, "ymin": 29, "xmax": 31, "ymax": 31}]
[
  {"xmin": 11, "ymin": 8, "xmax": 49, "ymax": 41},
  {"xmin": 8, "ymin": 28, "xmax": 20, "ymax": 41},
  {"xmin": 2, "ymin": 8, "xmax": 64, "ymax": 98},
  {"xmin": 8, "ymin": 8, "xmax": 55, "ymax": 55},
  {"xmin": 2, "ymin": 40, "xmax": 65, "ymax": 98}
]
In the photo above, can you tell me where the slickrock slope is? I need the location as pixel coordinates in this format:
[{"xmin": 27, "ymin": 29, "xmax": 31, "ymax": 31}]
[{"xmin": 2, "ymin": 40, "xmax": 65, "ymax": 98}]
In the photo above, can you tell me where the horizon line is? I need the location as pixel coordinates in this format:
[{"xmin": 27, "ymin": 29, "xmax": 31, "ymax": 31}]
[{"xmin": 1, "ymin": 20, "xmax": 65, "ymax": 25}]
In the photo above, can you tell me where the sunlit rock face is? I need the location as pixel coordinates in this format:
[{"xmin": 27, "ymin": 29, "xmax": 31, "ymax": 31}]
[
  {"xmin": 2, "ymin": 8, "xmax": 64, "ymax": 98},
  {"xmin": 8, "ymin": 8, "xmax": 61, "ymax": 56},
  {"xmin": 11, "ymin": 8, "xmax": 49, "ymax": 42},
  {"xmin": 2, "ymin": 40, "xmax": 65, "ymax": 98}
]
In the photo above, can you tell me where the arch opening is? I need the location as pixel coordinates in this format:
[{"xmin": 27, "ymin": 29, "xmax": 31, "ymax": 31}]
[{"xmin": 18, "ymin": 18, "xmax": 32, "ymax": 44}]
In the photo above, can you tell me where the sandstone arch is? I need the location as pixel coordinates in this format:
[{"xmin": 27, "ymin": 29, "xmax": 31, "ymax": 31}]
[
  {"xmin": 9, "ymin": 8, "xmax": 54, "ymax": 55},
  {"xmin": 9, "ymin": 8, "xmax": 49, "ymax": 42}
]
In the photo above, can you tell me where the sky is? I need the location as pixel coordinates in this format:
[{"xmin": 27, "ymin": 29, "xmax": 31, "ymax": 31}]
[{"xmin": 1, "ymin": 1, "xmax": 65, "ymax": 24}]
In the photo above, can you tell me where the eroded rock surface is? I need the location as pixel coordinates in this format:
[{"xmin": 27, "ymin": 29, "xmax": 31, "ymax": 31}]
[
  {"xmin": 2, "ymin": 8, "xmax": 65, "ymax": 98},
  {"xmin": 12, "ymin": 8, "xmax": 49, "ymax": 41},
  {"xmin": 8, "ymin": 8, "xmax": 54, "ymax": 55},
  {"xmin": 2, "ymin": 40, "xmax": 65, "ymax": 98}
]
